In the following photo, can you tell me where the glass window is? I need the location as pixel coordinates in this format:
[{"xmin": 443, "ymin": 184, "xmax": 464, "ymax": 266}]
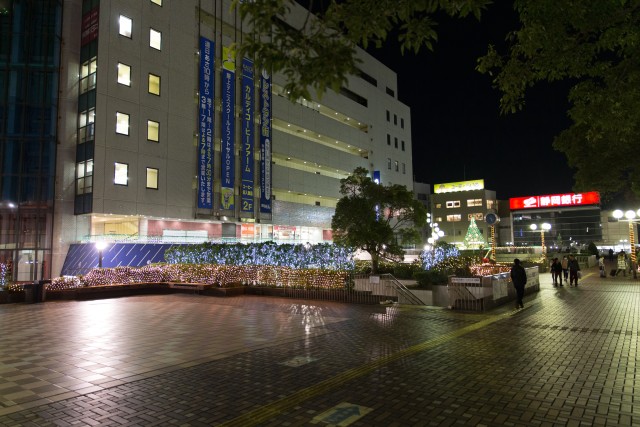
[
  {"xmin": 401, "ymin": 140, "xmax": 405, "ymax": 151},
  {"xmin": 387, "ymin": 158, "xmax": 391, "ymax": 170},
  {"xmin": 402, "ymin": 163, "xmax": 405, "ymax": 174},
  {"xmin": 80, "ymin": 57, "xmax": 97, "ymax": 93},
  {"xmin": 117, "ymin": 63, "xmax": 131, "ymax": 86},
  {"xmin": 446, "ymin": 201, "xmax": 461, "ymax": 208},
  {"xmin": 146, "ymin": 168, "xmax": 158, "ymax": 189},
  {"xmin": 119, "ymin": 15, "xmax": 132, "ymax": 38},
  {"xmin": 148, "ymin": 73, "xmax": 160, "ymax": 95},
  {"xmin": 487, "ymin": 200, "xmax": 496, "ymax": 209},
  {"xmin": 78, "ymin": 108, "xmax": 95, "ymax": 143},
  {"xmin": 116, "ymin": 112, "xmax": 130, "ymax": 135},
  {"xmin": 386, "ymin": 110, "xmax": 390, "ymax": 121},
  {"xmin": 76, "ymin": 160, "xmax": 94, "ymax": 194},
  {"xmin": 394, "ymin": 137, "xmax": 398, "ymax": 148},
  {"xmin": 147, "ymin": 120, "xmax": 159, "ymax": 142},
  {"xmin": 435, "ymin": 203, "xmax": 442, "ymax": 209},
  {"xmin": 446, "ymin": 214, "xmax": 462, "ymax": 222},
  {"xmin": 114, "ymin": 162, "xmax": 128, "ymax": 185},
  {"xmin": 387, "ymin": 134, "xmax": 390, "ymax": 145},
  {"xmin": 149, "ymin": 28, "xmax": 162, "ymax": 50},
  {"xmin": 467, "ymin": 199, "xmax": 483, "ymax": 207},
  {"xmin": 394, "ymin": 114, "xmax": 397, "ymax": 125},
  {"xmin": 401, "ymin": 118, "xmax": 404, "ymax": 129},
  {"xmin": 151, "ymin": 0, "xmax": 162, "ymax": 5},
  {"xmin": 394, "ymin": 160, "xmax": 399, "ymax": 172}
]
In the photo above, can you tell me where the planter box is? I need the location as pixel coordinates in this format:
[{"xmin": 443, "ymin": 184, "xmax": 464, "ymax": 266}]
[{"xmin": 0, "ymin": 291, "xmax": 24, "ymax": 304}]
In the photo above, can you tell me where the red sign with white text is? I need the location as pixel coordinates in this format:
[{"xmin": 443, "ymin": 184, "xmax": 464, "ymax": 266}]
[{"xmin": 510, "ymin": 192, "xmax": 600, "ymax": 210}]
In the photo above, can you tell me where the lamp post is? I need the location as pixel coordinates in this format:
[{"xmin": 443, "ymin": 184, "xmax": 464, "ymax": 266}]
[
  {"xmin": 95, "ymin": 241, "xmax": 107, "ymax": 268},
  {"xmin": 530, "ymin": 223, "xmax": 551, "ymax": 260},
  {"xmin": 612, "ymin": 209, "xmax": 640, "ymax": 279}
]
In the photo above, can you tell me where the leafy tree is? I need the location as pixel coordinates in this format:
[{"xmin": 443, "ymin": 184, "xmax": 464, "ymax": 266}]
[
  {"xmin": 331, "ymin": 167, "xmax": 427, "ymax": 274},
  {"xmin": 477, "ymin": 0, "xmax": 640, "ymax": 202},
  {"xmin": 233, "ymin": 0, "xmax": 491, "ymax": 100}
]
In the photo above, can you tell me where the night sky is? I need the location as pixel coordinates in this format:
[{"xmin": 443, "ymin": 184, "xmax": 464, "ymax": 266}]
[{"xmin": 366, "ymin": 1, "xmax": 576, "ymax": 200}]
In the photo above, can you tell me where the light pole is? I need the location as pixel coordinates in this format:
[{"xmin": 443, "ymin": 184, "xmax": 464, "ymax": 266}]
[
  {"xmin": 530, "ymin": 223, "xmax": 551, "ymax": 260},
  {"xmin": 95, "ymin": 241, "xmax": 107, "ymax": 268},
  {"xmin": 613, "ymin": 209, "xmax": 640, "ymax": 279}
]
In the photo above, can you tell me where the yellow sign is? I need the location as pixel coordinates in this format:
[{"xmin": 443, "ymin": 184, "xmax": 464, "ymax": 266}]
[{"xmin": 434, "ymin": 179, "xmax": 484, "ymax": 194}]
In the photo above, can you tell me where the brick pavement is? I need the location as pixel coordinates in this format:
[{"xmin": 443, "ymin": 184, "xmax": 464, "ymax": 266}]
[{"xmin": 1, "ymin": 264, "xmax": 639, "ymax": 426}]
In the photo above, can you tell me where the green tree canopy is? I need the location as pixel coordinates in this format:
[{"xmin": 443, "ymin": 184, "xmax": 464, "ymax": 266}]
[
  {"xmin": 233, "ymin": 0, "xmax": 491, "ymax": 100},
  {"xmin": 331, "ymin": 167, "xmax": 427, "ymax": 274},
  {"xmin": 477, "ymin": 0, "xmax": 640, "ymax": 202}
]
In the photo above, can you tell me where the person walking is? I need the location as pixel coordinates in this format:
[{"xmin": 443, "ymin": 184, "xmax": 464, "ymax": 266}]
[
  {"xmin": 609, "ymin": 248, "xmax": 615, "ymax": 262},
  {"xmin": 568, "ymin": 254, "xmax": 581, "ymax": 286},
  {"xmin": 551, "ymin": 257, "xmax": 563, "ymax": 286},
  {"xmin": 561, "ymin": 256, "xmax": 569, "ymax": 284},
  {"xmin": 510, "ymin": 258, "xmax": 527, "ymax": 308},
  {"xmin": 615, "ymin": 251, "xmax": 627, "ymax": 277},
  {"xmin": 599, "ymin": 255, "xmax": 606, "ymax": 278}
]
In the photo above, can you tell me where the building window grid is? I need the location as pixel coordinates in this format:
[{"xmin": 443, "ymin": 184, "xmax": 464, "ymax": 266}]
[
  {"xmin": 467, "ymin": 198, "xmax": 483, "ymax": 207},
  {"xmin": 447, "ymin": 214, "xmax": 462, "ymax": 222}
]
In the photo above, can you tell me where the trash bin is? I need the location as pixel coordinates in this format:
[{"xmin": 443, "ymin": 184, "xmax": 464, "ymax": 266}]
[
  {"xmin": 23, "ymin": 283, "xmax": 34, "ymax": 303},
  {"xmin": 24, "ymin": 280, "xmax": 48, "ymax": 303}
]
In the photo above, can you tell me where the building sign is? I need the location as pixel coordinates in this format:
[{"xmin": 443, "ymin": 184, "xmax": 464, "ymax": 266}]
[
  {"xmin": 81, "ymin": 7, "xmax": 99, "ymax": 46},
  {"xmin": 509, "ymin": 191, "xmax": 600, "ymax": 210},
  {"xmin": 197, "ymin": 36, "xmax": 215, "ymax": 209},
  {"xmin": 221, "ymin": 45, "xmax": 236, "ymax": 211},
  {"xmin": 241, "ymin": 58, "xmax": 255, "ymax": 213},
  {"xmin": 434, "ymin": 179, "xmax": 484, "ymax": 194},
  {"xmin": 259, "ymin": 70, "xmax": 272, "ymax": 214}
]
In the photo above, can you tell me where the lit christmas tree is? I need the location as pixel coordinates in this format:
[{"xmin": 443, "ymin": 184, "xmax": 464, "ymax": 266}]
[{"xmin": 463, "ymin": 218, "xmax": 485, "ymax": 249}]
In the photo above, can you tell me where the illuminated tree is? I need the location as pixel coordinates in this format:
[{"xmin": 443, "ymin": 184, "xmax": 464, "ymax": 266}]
[
  {"xmin": 331, "ymin": 167, "xmax": 427, "ymax": 274},
  {"xmin": 463, "ymin": 217, "xmax": 485, "ymax": 248}
]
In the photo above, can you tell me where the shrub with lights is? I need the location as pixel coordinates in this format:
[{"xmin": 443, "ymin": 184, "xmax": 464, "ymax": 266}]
[
  {"xmin": 0, "ymin": 261, "xmax": 10, "ymax": 289},
  {"xmin": 164, "ymin": 241, "xmax": 355, "ymax": 270}
]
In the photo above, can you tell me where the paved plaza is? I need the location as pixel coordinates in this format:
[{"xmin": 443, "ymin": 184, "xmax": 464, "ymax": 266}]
[{"xmin": 1, "ymin": 263, "xmax": 639, "ymax": 426}]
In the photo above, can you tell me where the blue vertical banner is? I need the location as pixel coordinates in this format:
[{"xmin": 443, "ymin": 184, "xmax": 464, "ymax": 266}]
[
  {"xmin": 198, "ymin": 36, "xmax": 214, "ymax": 209},
  {"xmin": 259, "ymin": 70, "xmax": 272, "ymax": 213},
  {"xmin": 221, "ymin": 45, "xmax": 236, "ymax": 210},
  {"xmin": 241, "ymin": 58, "xmax": 255, "ymax": 213}
]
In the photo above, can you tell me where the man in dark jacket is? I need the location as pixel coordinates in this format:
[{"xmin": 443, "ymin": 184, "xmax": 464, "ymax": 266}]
[{"xmin": 510, "ymin": 258, "xmax": 527, "ymax": 308}]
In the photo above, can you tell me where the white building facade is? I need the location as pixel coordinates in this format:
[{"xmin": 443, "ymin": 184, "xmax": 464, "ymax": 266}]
[{"xmin": 51, "ymin": 0, "xmax": 414, "ymax": 277}]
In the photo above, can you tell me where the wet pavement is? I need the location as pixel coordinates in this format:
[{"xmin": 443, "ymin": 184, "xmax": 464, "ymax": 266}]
[{"xmin": 1, "ymin": 263, "xmax": 639, "ymax": 426}]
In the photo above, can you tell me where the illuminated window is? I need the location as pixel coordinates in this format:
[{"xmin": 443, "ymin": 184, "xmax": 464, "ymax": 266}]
[
  {"xmin": 146, "ymin": 168, "xmax": 158, "ymax": 189},
  {"xmin": 387, "ymin": 158, "xmax": 391, "ymax": 170},
  {"xmin": 78, "ymin": 108, "xmax": 95, "ymax": 143},
  {"xmin": 151, "ymin": 0, "xmax": 162, "ymax": 5},
  {"xmin": 435, "ymin": 217, "xmax": 442, "ymax": 222},
  {"xmin": 150, "ymin": 28, "xmax": 162, "ymax": 50},
  {"xmin": 148, "ymin": 73, "xmax": 160, "ymax": 95},
  {"xmin": 435, "ymin": 203, "xmax": 442, "ymax": 209},
  {"xmin": 394, "ymin": 160, "xmax": 399, "ymax": 172},
  {"xmin": 117, "ymin": 63, "xmax": 131, "ymax": 86},
  {"xmin": 467, "ymin": 199, "xmax": 482, "ymax": 207},
  {"xmin": 76, "ymin": 160, "xmax": 94, "ymax": 194},
  {"xmin": 487, "ymin": 200, "xmax": 496, "ymax": 209},
  {"xmin": 114, "ymin": 162, "xmax": 128, "ymax": 185},
  {"xmin": 116, "ymin": 112, "xmax": 130, "ymax": 135},
  {"xmin": 446, "ymin": 214, "xmax": 462, "ymax": 222},
  {"xmin": 80, "ymin": 57, "xmax": 97, "ymax": 93},
  {"xmin": 446, "ymin": 201, "xmax": 461, "ymax": 208},
  {"xmin": 119, "ymin": 15, "xmax": 132, "ymax": 38},
  {"xmin": 147, "ymin": 120, "xmax": 159, "ymax": 142},
  {"xmin": 468, "ymin": 213, "xmax": 484, "ymax": 221}
]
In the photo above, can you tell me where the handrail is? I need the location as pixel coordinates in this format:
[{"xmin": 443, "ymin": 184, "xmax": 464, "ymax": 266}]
[{"xmin": 379, "ymin": 273, "xmax": 424, "ymax": 305}]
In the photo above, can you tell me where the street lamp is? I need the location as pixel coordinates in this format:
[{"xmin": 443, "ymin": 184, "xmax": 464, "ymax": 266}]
[
  {"xmin": 95, "ymin": 241, "xmax": 107, "ymax": 268},
  {"xmin": 530, "ymin": 223, "xmax": 551, "ymax": 260},
  {"xmin": 613, "ymin": 209, "xmax": 640, "ymax": 278}
]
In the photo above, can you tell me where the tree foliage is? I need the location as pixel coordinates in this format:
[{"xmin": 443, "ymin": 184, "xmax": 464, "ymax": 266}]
[
  {"xmin": 233, "ymin": 0, "xmax": 491, "ymax": 100},
  {"xmin": 331, "ymin": 167, "xmax": 427, "ymax": 274},
  {"xmin": 477, "ymin": 0, "xmax": 640, "ymax": 202}
]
